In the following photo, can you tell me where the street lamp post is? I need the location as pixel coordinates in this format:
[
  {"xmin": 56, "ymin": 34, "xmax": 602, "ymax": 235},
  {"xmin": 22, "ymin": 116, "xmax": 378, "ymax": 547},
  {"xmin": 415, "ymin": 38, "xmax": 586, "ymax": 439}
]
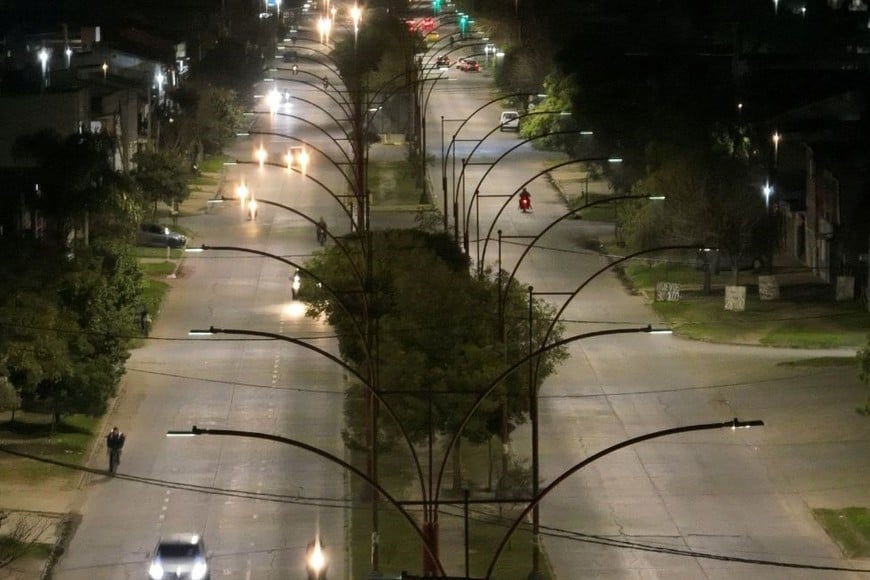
[
  {"xmin": 427, "ymin": 325, "xmax": 663, "ymax": 574},
  {"xmin": 461, "ymin": 129, "xmax": 595, "ymax": 261},
  {"xmin": 478, "ymin": 157, "xmax": 626, "ymax": 270},
  {"xmin": 521, "ymin": 245, "xmax": 710, "ymax": 579},
  {"xmin": 525, "ymin": 286, "xmax": 574, "ymax": 579},
  {"xmin": 485, "ymin": 418, "xmax": 765, "ymax": 579},
  {"xmin": 166, "ymin": 425, "xmax": 445, "ymax": 576},
  {"xmin": 440, "ymin": 92, "xmax": 536, "ymax": 232},
  {"xmin": 451, "ymin": 110, "xmax": 580, "ymax": 245}
]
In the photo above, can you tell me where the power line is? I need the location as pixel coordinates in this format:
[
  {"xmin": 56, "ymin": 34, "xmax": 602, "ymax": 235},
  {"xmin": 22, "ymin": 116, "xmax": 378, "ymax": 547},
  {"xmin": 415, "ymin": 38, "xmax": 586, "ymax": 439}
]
[{"xmin": 4, "ymin": 447, "xmax": 866, "ymax": 574}]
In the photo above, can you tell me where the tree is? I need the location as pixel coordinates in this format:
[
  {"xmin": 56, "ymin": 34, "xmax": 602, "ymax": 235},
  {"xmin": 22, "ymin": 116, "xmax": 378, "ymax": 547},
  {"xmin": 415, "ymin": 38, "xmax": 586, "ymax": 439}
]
[
  {"xmin": 195, "ymin": 38, "xmax": 264, "ymax": 96},
  {"xmin": 0, "ymin": 239, "xmax": 143, "ymax": 425},
  {"xmin": 301, "ymin": 230, "xmax": 567, "ymax": 488},
  {"xmin": 629, "ymin": 136, "xmax": 775, "ymax": 289},
  {"xmin": 0, "ymin": 241, "xmax": 76, "ymax": 405},
  {"xmin": 132, "ymin": 149, "xmax": 191, "ymax": 218},
  {"xmin": 12, "ymin": 130, "xmax": 133, "ymax": 246},
  {"xmin": 167, "ymin": 84, "xmax": 245, "ymax": 161},
  {"xmin": 196, "ymin": 86, "xmax": 245, "ymax": 156},
  {"xmin": 0, "ymin": 378, "xmax": 22, "ymax": 422}
]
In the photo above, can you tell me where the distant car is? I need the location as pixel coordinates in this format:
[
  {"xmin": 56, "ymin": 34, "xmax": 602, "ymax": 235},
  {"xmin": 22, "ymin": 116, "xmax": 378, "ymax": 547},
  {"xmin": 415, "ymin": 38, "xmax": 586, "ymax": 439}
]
[
  {"xmin": 499, "ymin": 111, "xmax": 520, "ymax": 131},
  {"xmin": 695, "ymin": 249, "xmax": 765, "ymax": 273},
  {"xmin": 436, "ymin": 55, "xmax": 451, "ymax": 67},
  {"xmin": 148, "ymin": 533, "xmax": 210, "ymax": 580},
  {"xmin": 458, "ymin": 59, "xmax": 479, "ymax": 72},
  {"xmin": 137, "ymin": 223, "xmax": 187, "ymax": 248}
]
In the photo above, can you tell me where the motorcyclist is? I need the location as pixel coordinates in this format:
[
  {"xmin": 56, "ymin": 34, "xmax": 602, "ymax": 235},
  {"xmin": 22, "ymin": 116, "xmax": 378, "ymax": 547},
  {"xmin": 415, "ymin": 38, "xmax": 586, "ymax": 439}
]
[
  {"xmin": 291, "ymin": 269, "xmax": 302, "ymax": 299},
  {"xmin": 248, "ymin": 198, "xmax": 258, "ymax": 220},
  {"xmin": 519, "ymin": 188, "xmax": 532, "ymax": 212}
]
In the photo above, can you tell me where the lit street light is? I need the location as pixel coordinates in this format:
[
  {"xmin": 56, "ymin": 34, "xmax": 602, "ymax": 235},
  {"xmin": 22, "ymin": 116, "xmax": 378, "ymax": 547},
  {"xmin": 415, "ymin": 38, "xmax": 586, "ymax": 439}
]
[
  {"xmin": 485, "ymin": 418, "xmax": 765, "ymax": 578},
  {"xmin": 155, "ymin": 70, "xmax": 166, "ymax": 104},
  {"xmin": 350, "ymin": 4, "xmax": 362, "ymax": 43},
  {"xmin": 165, "ymin": 425, "xmax": 444, "ymax": 576},
  {"xmin": 37, "ymin": 47, "xmax": 50, "ymax": 88}
]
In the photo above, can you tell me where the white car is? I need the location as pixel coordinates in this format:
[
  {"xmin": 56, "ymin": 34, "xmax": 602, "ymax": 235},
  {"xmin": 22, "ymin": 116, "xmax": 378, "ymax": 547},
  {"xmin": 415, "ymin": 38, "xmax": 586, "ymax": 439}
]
[
  {"xmin": 499, "ymin": 111, "xmax": 520, "ymax": 132},
  {"xmin": 148, "ymin": 533, "xmax": 210, "ymax": 580}
]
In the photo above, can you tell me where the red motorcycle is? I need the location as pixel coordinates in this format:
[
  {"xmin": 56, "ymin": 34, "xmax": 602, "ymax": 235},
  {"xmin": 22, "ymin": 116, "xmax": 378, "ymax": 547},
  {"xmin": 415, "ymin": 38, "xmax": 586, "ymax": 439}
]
[{"xmin": 519, "ymin": 190, "xmax": 532, "ymax": 213}]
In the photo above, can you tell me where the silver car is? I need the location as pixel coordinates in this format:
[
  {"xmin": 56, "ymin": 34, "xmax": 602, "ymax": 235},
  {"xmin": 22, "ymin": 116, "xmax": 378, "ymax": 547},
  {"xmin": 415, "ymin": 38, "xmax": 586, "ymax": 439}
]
[
  {"xmin": 137, "ymin": 223, "xmax": 187, "ymax": 248},
  {"xmin": 147, "ymin": 533, "xmax": 210, "ymax": 580}
]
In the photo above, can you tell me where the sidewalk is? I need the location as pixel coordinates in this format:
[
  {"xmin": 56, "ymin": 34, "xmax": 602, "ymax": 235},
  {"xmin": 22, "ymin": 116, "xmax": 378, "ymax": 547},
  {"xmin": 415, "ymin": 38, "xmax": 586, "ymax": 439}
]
[{"xmin": 0, "ymin": 174, "xmax": 229, "ymax": 578}]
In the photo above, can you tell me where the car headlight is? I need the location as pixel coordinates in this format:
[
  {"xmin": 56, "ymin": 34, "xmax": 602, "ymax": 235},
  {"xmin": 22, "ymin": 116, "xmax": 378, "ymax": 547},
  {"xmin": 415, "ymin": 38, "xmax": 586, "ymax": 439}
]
[
  {"xmin": 148, "ymin": 561, "xmax": 164, "ymax": 579},
  {"xmin": 191, "ymin": 560, "xmax": 209, "ymax": 580}
]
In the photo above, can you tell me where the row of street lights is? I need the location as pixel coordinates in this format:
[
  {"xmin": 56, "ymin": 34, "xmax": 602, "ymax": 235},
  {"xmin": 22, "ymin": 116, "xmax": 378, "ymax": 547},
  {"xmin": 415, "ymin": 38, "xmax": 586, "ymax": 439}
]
[{"xmin": 170, "ymin": 9, "xmax": 774, "ymax": 578}]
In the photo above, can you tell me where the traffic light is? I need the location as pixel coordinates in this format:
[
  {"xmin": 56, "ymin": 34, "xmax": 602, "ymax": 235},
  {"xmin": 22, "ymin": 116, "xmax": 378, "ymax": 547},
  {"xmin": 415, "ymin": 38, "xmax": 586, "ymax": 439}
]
[
  {"xmin": 432, "ymin": 0, "xmax": 441, "ymax": 15},
  {"xmin": 459, "ymin": 13, "xmax": 468, "ymax": 37}
]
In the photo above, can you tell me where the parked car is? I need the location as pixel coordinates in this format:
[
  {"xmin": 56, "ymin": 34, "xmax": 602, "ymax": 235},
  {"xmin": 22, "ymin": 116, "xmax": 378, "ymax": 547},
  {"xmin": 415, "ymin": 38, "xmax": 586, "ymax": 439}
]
[
  {"xmin": 499, "ymin": 111, "xmax": 520, "ymax": 131},
  {"xmin": 457, "ymin": 59, "xmax": 480, "ymax": 72},
  {"xmin": 148, "ymin": 533, "xmax": 210, "ymax": 580},
  {"xmin": 137, "ymin": 223, "xmax": 187, "ymax": 248},
  {"xmin": 436, "ymin": 55, "xmax": 451, "ymax": 67},
  {"xmin": 695, "ymin": 249, "xmax": 765, "ymax": 273}
]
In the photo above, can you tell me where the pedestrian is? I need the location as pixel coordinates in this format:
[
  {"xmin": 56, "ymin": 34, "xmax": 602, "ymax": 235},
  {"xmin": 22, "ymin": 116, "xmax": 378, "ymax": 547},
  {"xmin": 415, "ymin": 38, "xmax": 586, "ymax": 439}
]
[
  {"xmin": 139, "ymin": 308, "xmax": 151, "ymax": 336},
  {"xmin": 107, "ymin": 426, "xmax": 126, "ymax": 450},
  {"xmin": 106, "ymin": 426, "xmax": 126, "ymax": 472},
  {"xmin": 316, "ymin": 217, "xmax": 327, "ymax": 245}
]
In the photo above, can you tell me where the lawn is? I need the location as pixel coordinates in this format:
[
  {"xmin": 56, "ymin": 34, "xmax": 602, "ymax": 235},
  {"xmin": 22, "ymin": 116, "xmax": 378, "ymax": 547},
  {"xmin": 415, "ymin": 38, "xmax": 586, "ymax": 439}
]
[
  {"xmin": 349, "ymin": 442, "xmax": 553, "ymax": 579},
  {"xmin": 651, "ymin": 292, "xmax": 870, "ymax": 348},
  {"xmin": 813, "ymin": 508, "xmax": 870, "ymax": 558},
  {"xmin": 368, "ymin": 160, "xmax": 428, "ymax": 207},
  {"xmin": 131, "ymin": 246, "xmax": 186, "ymax": 260},
  {"xmin": 0, "ymin": 413, "xmax": 97, "ymax": 484},
  {"xmin": 613, "ymin": 251, "xmax": 870, "ymax": 348}
]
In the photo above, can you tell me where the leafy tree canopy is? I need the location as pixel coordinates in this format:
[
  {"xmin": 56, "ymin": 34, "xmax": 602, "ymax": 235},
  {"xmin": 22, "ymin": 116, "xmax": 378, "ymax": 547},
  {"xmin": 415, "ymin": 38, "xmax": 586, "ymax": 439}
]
[
  {"xmin": 301, "ymin": 229, "xmax": 567, "ymax": 452},
  {"xmin": 0, "ymin": 239, "xmax": 144, "ymax": 423},
  {"xmin": 11, "ymin": 130, "xmax": 134, "ymax": 244},
  {"xmin": 132, "ymin": 148, "xmax": 191, "ymax": 217}
]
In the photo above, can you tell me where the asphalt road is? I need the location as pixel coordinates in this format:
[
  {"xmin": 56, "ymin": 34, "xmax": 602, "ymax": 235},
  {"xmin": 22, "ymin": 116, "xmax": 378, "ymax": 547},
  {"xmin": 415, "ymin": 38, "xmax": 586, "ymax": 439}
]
[
  {"xmin": 55, "ymin": 49, "xmax": 350, "ymax": 580},
  {"xmin": 424, "ymin": 61, "xmax": 870, "ymax": 579},
  {"xmin": 53, "ymin": 17, "xmax": 870, "ymax": 580}
]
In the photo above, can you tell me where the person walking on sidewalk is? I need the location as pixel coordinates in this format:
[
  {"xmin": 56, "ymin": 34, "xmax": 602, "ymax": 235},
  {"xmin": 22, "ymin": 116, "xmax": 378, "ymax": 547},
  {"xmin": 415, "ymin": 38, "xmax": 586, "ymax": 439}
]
[
  {"xmin": 106, "ymin": 427, "xmax": 126, "ymax": 473},
  {"xmin": 138, "ymin": 308, "xmax": 152, "ymax": 337}
]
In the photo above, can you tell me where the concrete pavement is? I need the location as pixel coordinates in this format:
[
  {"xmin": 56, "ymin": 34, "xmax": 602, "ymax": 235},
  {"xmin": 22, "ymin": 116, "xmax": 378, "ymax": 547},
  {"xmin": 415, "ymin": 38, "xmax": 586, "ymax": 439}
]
[{"xmin": 3, "ymin": 115, "xmax": 867, "ymax": 580}]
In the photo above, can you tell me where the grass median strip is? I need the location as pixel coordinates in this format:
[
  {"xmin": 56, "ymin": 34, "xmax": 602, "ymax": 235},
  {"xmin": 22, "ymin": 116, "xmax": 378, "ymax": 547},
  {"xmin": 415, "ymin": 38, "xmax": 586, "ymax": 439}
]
[{"xmin": 813, "ymin": 508, "xmax": 870, "ymax": 558}]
